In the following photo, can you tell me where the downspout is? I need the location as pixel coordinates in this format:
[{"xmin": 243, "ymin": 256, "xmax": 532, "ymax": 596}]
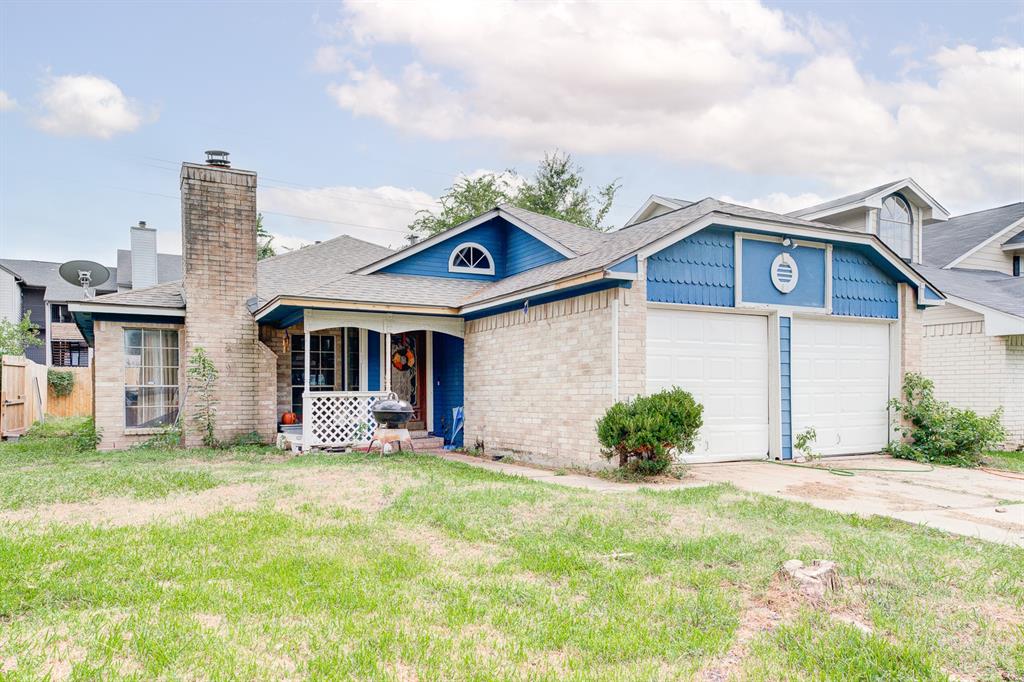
[{"xmin": 611, "ymin": 294, "xmax": 620, "ymax": 403}]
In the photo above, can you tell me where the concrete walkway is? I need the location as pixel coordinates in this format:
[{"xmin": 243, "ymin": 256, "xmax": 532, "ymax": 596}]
[{"xmin": 433, "ymin": 452, "xmax": 1024, "ymax": 547}]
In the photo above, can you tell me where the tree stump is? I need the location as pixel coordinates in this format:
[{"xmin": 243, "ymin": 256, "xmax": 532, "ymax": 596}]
[{"xmin": 780, "ymin": 559, "xmax": 841, "ymax": 599}]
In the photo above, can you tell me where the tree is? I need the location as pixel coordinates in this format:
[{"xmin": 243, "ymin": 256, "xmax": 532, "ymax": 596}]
[
  {"xmin": 410, "ymin": 173, "xmax": 515, "ymax": 237},
  {"xmin": 256, "ymin": 213, "xmax": 276, "ymax": 260},
  {"xmin": 0, "ymin": 312, "xmax": 43, "ymax": 356},
  {"xmin": 187, "ymin": 347, "xmax": 219, "ymax": 448},
  {"xmin": 516, "ymin": 152, "xmax": 620, "ymax": 230},
  {"xmin": 408, "ymin": 151, "xmax": 620, "ymax": 237}
]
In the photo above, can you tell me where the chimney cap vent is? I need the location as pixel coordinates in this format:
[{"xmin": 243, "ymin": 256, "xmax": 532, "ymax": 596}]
[
  {"xmin": 205, "ymin": 150, "xmax": 230, "ymax": 167},
  {"xmin": 137, "ymin": 220, "xmax": 147, "ymax": 229}
]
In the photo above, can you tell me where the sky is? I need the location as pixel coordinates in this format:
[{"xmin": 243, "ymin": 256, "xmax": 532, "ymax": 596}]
[{"xmin": 1, "ymin": 0, "xmax": 1021, "ymax": 266}]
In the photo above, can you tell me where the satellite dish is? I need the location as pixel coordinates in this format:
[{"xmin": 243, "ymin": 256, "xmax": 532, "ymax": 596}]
[{"xmin": 59, "ymin": 260, "xmax": 110, "ymax": 299}]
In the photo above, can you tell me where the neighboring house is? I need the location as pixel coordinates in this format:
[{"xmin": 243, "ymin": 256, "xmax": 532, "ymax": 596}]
[
  {"xmin": 71, "ymin": 154, "xmax": 942, "ymax": 467},
  {"xmin": 917, "ymin": 204, "xmax": 1023, "ymax": 446},
  {"xmin": 0, "ymin": 222, "xmax": 181, "ymax": 367},
  {"xmin": 0, "ymin": 259, "xmax": 117, "ymax": 366}
]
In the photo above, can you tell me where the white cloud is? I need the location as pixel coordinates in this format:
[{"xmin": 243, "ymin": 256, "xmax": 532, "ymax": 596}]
[
  {"xmin": 0, "ymin": 91, "xmax": 16, "ymax": 111},
  {"xmin": 312, "ymin": 45, "xmax": 346, "ymax": 73},
  {"xmin": 719, "ymin": 192, "xmax": 825, "ymax": 214},
  {"xmin": 258, "ymin": 183, "xmax": 438, "ymax": 248},
  {"xmin": 323, "ymin": 1, "xmax": 1024, "ymax": 211},
  {"xmin": 35, "ymin": 74, "xmax": 148, "ymax": 138}
]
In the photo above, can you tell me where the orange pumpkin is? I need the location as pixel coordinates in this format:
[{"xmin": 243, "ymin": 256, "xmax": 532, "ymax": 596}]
[{"xmin": 281, "ymin": 412, "xmax": 299, "ymax": 425}]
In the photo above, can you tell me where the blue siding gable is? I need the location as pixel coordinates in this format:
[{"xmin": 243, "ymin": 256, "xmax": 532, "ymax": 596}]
[
  {"xmin": 740, "ymin": 239, "xmax": 827, "ymax": 309},
  {"xmin": 832, "ymin": 246, "xmax": 898, "ymax": 319},
  {"xmin": 506, "ymin": 225, "xmax": 564, "ymax": 275},
  {"xmin": 646, "ymin": 227, "xmax": 734, "ymax": 306},
  {"xmin": 380, "ymin": 217, "xmax": 565, "ymax": 281}
]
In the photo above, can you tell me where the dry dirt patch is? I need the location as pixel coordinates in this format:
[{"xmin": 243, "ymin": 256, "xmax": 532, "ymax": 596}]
[{"xmin": 0, "ymin": 463, "xmax": 423, "ymax": 528}]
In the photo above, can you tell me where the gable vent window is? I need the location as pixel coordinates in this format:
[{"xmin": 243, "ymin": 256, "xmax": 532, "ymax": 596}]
[
  {"xmin": 448, "ymin": 243, "xmax": 495, "ymax": 275},
  {"xmin": 879, "ymin": 194, "xmax": 913, "ymax": 260}
]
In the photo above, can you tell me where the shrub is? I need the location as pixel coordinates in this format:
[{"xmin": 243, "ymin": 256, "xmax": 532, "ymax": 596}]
[
  {"xmin": 596, "ymin": 388, "xmax": 703, "ymax": 476},
  {"xmin": 886, "ymin": 373, "xmax": 1006, "ymax": 467},
  {"xmin": 47, "ymin": 369, "xmax": 75, "ymax": 397}
]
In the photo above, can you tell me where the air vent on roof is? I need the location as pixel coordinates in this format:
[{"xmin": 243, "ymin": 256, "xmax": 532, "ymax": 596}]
[{"xmin": 205, "ymin": 150, "xmax": 230, "ymax": 167}]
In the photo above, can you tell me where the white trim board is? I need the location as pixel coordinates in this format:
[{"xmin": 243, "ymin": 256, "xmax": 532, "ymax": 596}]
[
  {"xmin": 68, "ymin": 302, "xmax": 185, "ymax": 317},
  {"xmin": 942, "ymin": 295, "xmax": 1024, "ymax": 336},
  {"xmin": 793, "ymin": 179, "xmax": 949, "ymax": 223},
  {"xmin": 946, "ymin": 216, "xmax": 1024, "ymax": 269}
]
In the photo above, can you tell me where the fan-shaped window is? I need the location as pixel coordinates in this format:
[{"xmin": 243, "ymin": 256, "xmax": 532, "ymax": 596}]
[
  {"xmin": 448, "ymin": 242, "xmax": 495, "ymax": 275},
  {"xmin": 879, "ymin": 194, "xmax": 913, "ymax": 259}
]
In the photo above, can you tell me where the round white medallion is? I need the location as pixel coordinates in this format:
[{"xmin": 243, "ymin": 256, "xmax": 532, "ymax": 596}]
[{"xmin": 770, "ymin": 252, "xmax": 799, "ymax": 293}]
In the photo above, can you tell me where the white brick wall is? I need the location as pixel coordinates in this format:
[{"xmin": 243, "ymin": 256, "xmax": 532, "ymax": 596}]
[
  {"xmin": 463, "ymin": 270, "xmax": 647, "ymax": 470},
  {"xmin": 922, "ymin": 314, "xmax": 1023, "ymax": 447}
]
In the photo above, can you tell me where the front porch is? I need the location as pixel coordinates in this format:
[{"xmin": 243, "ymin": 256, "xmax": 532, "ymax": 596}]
[{"xmin": 261, "ymin": 309, "xmax": 465, "ymax": 451}]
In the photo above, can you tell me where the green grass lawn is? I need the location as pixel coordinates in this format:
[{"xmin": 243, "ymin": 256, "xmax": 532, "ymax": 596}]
[
  {"xmin": 985, "ymin": 449, "xmax": 1024, "ymax": 473},
  {"xmin": 0, "ymin": 421, "xmax": 1021, "ymax": 680}
]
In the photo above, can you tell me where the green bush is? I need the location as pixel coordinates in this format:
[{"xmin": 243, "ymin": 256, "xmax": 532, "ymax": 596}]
[
  {"xmin": 22, "ymin": 416, "xmax": 100, "ymax": 452},
  {"xmin": 596, "ymin": 387, "xmax": 703, "ymax": 475},
  {"xmin": 47, "ymin": 369, "xmax": 75, "ymax": 397},
  {"xmin": 886, "ymin": 373, "xmax": 1006, "ymax": 467}
]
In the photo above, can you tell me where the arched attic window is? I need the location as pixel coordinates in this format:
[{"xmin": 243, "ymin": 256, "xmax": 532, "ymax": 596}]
[
  {"xmin": 448, "ymin": 242, "xmax": 495, "ymax": 275},
  {"xmin": 879, "ymin": 194, "xmax": 913, "ymax": 259}
]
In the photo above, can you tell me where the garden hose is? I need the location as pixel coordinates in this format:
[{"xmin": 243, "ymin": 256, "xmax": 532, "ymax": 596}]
[{"xmin": 766, "ymin": 459, "xmax": 935, "ymax": 477}]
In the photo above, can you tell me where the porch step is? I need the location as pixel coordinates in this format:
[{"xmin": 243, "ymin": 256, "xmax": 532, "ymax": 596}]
[{"xmin": 411, "ymin": 434, "xmax": 445, "ymax": 450}]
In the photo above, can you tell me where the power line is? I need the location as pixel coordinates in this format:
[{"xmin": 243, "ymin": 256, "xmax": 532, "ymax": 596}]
[
  {"xmin": 140, "ymin": 156, "xmax": 444, "ymax": 211},
  {"xmin": 112, "ymin": 186, "xmax": 416, "ymax": 235}
]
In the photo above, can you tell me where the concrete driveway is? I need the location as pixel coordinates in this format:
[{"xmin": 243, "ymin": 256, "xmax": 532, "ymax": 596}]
[
  {"xmin": 687, "ymin": 455, "xmax": 1024, "ymax": 547},
  {"xmin": 434, "ymin": 451, "xmax": 1024, "ymax": 546}
]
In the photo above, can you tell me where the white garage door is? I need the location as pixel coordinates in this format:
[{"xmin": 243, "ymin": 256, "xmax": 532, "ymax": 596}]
[
  {"xmin": 792, "ymin": 317, "xmax": 891, "ymax": 456},
  {"xmin": 647, "ymin": 308, "xmax": 770, "ymax": 462}
]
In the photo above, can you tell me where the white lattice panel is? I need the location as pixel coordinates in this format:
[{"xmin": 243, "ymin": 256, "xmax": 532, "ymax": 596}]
[{"xmin": 303, "ymin": 391, "xmax": 392, "ymax": 448}]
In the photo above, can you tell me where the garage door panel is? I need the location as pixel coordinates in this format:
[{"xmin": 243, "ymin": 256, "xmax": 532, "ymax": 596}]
[
  {"xmin": 647, "ymin": 308, "xmax": 770, "ymax": 462},
  {"xmin": 792, "ymin": 317, "xmax": 891, "ymax": 457}
]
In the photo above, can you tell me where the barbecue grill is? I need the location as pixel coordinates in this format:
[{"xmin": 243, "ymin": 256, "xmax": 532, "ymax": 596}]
[{"xmin": 370, "ymin": 398, "xmax": 414, "ymax": 428}]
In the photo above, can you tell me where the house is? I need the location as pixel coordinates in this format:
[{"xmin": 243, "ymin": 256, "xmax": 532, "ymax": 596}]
[
  {"xmin": 766, "ymin": 182, "xmax": 1021, "ymax": 447},
  {"xmin": 0, "ymin": 223, "xmax": 182, "ymax": 368},
  {"xmin": 917, "ymin": 204, "xmax": 1022, "ymax": 446},
  {"xmin": 69, "ymin": 153, "xmax": 946, "ymax": 466}
]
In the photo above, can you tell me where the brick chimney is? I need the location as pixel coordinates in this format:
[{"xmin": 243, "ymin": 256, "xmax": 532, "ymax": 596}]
[
  {"xmin": 180, "ymin": 151, "xmax": 268, "ymax": 446},
  {"xmin": 129, "ymin": 220, "xmax": 158, "ymax": 289}
]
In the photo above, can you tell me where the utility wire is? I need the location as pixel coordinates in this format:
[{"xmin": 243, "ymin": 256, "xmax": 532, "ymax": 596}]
[{"xmin": 112, "ymin": 186, "xmax": 416, "ymax": 236}]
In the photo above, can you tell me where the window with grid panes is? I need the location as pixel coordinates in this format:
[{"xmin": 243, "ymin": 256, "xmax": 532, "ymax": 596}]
[
  {"xmin": 124, "ymin": 329, "xmax": 179, "ymax": 428},
  {"xmin": 291, "ymin": 333, "xmax": 336, "ymax": 415}
]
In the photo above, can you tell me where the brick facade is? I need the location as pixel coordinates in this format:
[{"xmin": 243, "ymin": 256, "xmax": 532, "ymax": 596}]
[
  {"xmin": 922, "ymin": 305, "xmax": 1024, "ymax": 447},
  {"xmin": 463, "ymin": 270, "xmax": 646, "ymax": 470},
  {"xmin": 94, "ymin": 319, "xmax": 184, "ymax": 450},
  {"xmin": 180, "ymin": 163, "xmax": 275, "ymax": 446},
  {"xmin": 898, "ymin": 283, "xmax": 923, "ymax": 378}
]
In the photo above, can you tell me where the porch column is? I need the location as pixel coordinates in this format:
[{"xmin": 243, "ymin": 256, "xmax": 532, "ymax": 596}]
[
  {"xmin": 302, "ymin": 329, "xmax": 311, "ymax": 450},
  {"xmin": 384, "ymin": 332, "xmax": 392, "ymax": 392},
  {"xmin": 304, "ymin": 330, "xmax": 311, "ymax": 393}
]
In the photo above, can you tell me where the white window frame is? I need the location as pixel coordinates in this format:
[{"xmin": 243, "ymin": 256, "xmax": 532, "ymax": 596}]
[
  {"xmin": 448, "ymin": 242, "xmax": 495, "ymax": 275},
  {"xmin": 879, "ymin": 194, "xmax": 913, "ymax": 260},
  {"xmin": 123, "ymin": 328, "xmax": 179, "ymax": 431}
]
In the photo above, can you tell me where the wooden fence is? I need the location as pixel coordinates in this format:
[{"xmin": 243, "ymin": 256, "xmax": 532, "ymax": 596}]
[
  {"xmin": 47, "ymin": 366, "xmax": 93, "ymax": 418},
  {"xmin": 1, "ymin": 355, "xmax": 48, "ymax": 437}
]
